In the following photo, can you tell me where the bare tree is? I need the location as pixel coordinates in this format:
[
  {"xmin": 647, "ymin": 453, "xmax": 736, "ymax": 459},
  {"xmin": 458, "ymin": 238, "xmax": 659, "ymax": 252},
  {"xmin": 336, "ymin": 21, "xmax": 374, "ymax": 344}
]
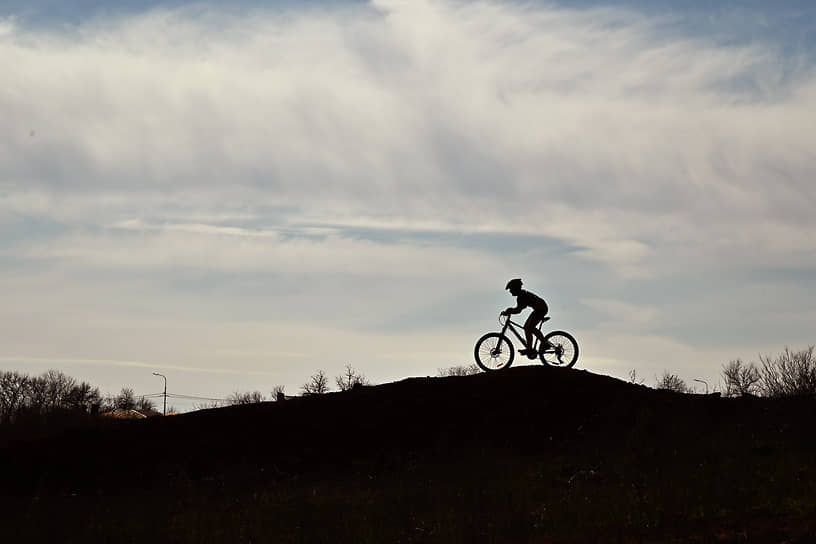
[
  {"xmin": 758, "ymin": 346, "xmax": 816, "ymax": 397},
  {"xmin": 335, "ymin": 365, "xmax": 370, "ymax": 391},
  {"xmin": 227, "ymin": 391, "xmax": 266, "ymax": 405},
  {"xmin": 26, "ymin": 375, "xmax": 50, "ymax": 414},
  {"xmin": 721, "ymin": 359, "xmax": 760, "ymax": 397},
  {"xmin": 136, "ymin": 396, "xmax": 159, "ymax": 415},
  {"xmin": 655, "ymin": 371, "xmax": 688, "ymax": 393},
  {"xmin": 437, "ymin": 364, "xmax": 481, "ymax": 377},
  {"xmin": 302, "ymin": 370, "xmax": 330, "ymax": 395},
  {"xmin": 41, "ymin": 369, "xmax": 76, "ymax": 411},
  {"xmin": 0, "ymin": 371, "xmax": 30, "ymax": 423},
  {"xmin": 65, "ymin": 381, "xmax": 102, "ymax": 412},
  {"xmin": 2, "ymin": 370, "xmax": 106, "ymax": 422},
  {"xmin": 628, "ymin": 369, "xmax": 645, "ymax": 385},
  {"xmin": 113, "ymin": 388, "xmax": 137, "ymax": 410},
  {"xmin": 271, "ymin": 385, "xmax": 286, "ymax": 401}
]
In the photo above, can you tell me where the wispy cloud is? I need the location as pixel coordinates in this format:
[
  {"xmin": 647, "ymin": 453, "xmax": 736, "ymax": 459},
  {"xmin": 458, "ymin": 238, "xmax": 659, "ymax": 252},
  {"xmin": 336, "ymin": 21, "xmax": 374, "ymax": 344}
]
[
  {"xmin": 1, "ymin": 0, "xmax": 814, "ymax": 392},
  {"xmin": 0, "ymin": 356, "xmax": 277, "ymax": 376},
  {"xmin": 2, "ymin": 1, "xmax": 813, "ymax": 273}
]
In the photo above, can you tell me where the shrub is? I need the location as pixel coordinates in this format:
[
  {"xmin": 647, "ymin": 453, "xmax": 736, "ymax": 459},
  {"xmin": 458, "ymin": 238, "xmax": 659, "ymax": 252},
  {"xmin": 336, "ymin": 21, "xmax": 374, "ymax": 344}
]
[
  {"xmin": 335, "ymin": 365, "xmax": 370, "ymax": 391},
  {"xmin": 302, "ymin": 370, "xmax": 330, "ymax": 395},
  {"xmin": 227, "ymin": 391, "xmax": 265, "ymax": 405},
  {"xmin": 721, "ymin": 359, "xmax": 760, "ymax": 397},
  {"xmin": 758, "ymin": 346, "xmax": 816, "ymax": 397},
  {"xmin": 655, "ymin": 371, "xmax": 688, "ymax": 393},
  {"xmin": 437, "ymin": 364, "xmax": 481, "ymax": 377},
  {"xmin": 628, "ymin": 369, "xmax": 644, "ymax": 385},
  {"xmin": 271, "ymin": 385, "xmax": 286, "ymax": 401}
]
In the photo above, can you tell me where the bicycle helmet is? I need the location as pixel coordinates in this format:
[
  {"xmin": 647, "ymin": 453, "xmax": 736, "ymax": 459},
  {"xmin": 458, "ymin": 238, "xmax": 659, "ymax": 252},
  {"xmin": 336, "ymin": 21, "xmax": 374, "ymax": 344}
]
[{"xmin": 505, "ymin": 278, "xmax": 523, "ymax": 291}]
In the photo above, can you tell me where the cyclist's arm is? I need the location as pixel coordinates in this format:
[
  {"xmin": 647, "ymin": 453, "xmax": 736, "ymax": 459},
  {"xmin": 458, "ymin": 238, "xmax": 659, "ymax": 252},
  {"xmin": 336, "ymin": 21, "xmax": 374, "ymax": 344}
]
[{"xmin": 502, "ymin": 302, "xmax": 526, "ymax": 315}]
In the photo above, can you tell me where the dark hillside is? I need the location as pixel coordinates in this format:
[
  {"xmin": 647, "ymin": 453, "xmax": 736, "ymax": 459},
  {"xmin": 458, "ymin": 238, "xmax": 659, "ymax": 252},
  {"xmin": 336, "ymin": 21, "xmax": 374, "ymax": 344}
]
[{"xmin": 2, "ymin": 366, "xmax": 815, "ymax": 542}]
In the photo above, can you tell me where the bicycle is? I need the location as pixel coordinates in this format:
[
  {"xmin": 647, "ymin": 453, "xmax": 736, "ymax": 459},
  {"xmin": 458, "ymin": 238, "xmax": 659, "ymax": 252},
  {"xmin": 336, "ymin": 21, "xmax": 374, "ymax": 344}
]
[{"xmin": 474, "ymin": 313, "xmax": 579, "ymax": 371}]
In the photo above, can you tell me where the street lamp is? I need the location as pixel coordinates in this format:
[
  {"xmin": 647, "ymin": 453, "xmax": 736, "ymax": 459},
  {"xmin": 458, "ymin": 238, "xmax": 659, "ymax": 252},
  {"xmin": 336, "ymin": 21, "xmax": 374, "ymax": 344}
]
[
  {"xmin": 693, "ymin": 378, "xmax": 709, "ymax": 394},
  {"xmin": 152, "ymin": 372, "xmax": 167, "ymax": 416}
]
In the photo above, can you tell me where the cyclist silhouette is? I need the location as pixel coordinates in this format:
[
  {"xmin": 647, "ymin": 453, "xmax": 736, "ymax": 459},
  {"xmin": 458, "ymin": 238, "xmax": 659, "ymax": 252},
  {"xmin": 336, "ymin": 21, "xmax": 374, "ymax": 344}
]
[{"xmin": 501, "ymin": 278, "xmax": 549, "ymax": 358}]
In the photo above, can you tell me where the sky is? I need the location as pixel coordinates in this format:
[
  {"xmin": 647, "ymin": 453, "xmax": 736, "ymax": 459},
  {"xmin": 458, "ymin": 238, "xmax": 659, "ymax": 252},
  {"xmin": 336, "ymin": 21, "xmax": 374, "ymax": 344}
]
[{"xmin": 2, "ymin": 0, "xmax": 815, "ymax": 409}]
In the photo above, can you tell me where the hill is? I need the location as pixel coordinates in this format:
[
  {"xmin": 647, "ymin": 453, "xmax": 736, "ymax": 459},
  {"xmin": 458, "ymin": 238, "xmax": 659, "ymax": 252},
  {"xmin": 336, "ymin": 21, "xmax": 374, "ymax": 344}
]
[{"xmin": 1, "ymin": 366, "xmax": 815, "ymax": 542}]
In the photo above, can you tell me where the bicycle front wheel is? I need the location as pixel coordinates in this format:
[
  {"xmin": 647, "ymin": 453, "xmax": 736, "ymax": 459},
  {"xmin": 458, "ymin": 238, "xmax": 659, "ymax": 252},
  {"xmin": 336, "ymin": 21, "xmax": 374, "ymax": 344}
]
[
  {"xmin": 540, "ymin": 331, "xmax": 579, "ymax": 368},
  {"xmin": 474, "ymin": 333, "xmax": 515, "ymax": 371}
]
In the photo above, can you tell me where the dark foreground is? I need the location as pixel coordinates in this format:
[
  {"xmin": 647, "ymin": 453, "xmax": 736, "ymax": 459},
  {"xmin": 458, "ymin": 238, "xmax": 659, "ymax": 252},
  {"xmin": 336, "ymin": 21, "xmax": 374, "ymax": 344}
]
[{"xmin": 1, "ymin": 366, "xmax": 815, "ymax": 542}]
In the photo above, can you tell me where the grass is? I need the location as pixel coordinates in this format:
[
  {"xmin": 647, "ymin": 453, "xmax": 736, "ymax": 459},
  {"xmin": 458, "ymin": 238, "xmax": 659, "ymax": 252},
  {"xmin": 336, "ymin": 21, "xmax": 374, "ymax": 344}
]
[{"xmin": 5, "ymin": 440, "xmax": 815, "ymax": 542}]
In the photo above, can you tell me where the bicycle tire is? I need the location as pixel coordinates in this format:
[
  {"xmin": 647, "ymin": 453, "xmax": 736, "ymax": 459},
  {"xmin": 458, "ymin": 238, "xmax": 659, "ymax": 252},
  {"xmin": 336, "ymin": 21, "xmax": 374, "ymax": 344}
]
[
  {"xmin": 474, "ymin": 333, "xmax": 515, "ymax": 371},
  {"xmin": 539, "ymin": 330, "xmax": 579, "ymax": 368}
]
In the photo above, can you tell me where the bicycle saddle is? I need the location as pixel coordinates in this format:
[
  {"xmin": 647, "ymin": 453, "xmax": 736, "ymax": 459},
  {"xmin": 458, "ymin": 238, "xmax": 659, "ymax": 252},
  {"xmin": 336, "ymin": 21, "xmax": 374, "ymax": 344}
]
[{"xmin": 536, "ymin": 317, "xmax": 551, "ymax": 328}]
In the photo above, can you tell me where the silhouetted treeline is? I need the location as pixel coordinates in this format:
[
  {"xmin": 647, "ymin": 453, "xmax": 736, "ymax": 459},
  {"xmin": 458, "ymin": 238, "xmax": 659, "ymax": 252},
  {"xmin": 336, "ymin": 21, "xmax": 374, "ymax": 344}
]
[
  {"xmin": 0, "ymin": 369, "xmax": 157, "ymax": 425},
  {"xmin": 3, "ymin": 345, "xmax": 812, "ymax": 428},
  {"xmin": 0, "ymin": 369, "xmax": 102, "ymax": 424},
  {"xmin": 648, "ymin": 346, "xmax": 816, "ymax": 397},
  {"xmin": 722, "ymin": 346, "xmax": 816, "ymax": 397}
]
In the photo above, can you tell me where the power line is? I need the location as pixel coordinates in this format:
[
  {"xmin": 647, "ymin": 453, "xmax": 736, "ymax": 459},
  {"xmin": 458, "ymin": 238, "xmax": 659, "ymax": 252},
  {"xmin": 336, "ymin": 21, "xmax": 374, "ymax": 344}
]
[
  {"xmin": 132, "ymin": 392, "xmax": 228, "ymax": 402},
  {"xmin": 164, "ymin": 393, "xmax": 227, "ymax": 402}
]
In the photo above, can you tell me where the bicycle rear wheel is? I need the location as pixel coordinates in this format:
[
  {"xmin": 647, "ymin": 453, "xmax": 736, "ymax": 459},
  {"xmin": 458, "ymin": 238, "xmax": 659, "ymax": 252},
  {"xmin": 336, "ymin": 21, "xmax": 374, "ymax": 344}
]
[
  {"xmin": 539, "ymin": 331, "xmax": 579, "ymax": 368},
  {"xmin": 474, "ymin": 333, "xmax": 515, "ymax": 371}
]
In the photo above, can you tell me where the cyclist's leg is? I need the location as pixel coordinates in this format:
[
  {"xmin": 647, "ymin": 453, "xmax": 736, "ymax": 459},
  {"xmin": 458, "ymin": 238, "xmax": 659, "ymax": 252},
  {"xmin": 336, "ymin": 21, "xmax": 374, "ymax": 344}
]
[
  {"xmin": 519, "ymin": 313, "xmax": 538, "ymax": 357},
  {"xmin": 525, "ymin": 311, "xmax": 547, "ymax": 351}
]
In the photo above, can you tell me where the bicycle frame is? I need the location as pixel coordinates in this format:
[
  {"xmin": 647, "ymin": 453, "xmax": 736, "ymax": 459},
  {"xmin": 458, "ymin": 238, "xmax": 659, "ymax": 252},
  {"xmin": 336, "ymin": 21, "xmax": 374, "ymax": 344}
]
[{"xmin": 499, "ymin": 314, "xmax": 546, "ymax": 351}]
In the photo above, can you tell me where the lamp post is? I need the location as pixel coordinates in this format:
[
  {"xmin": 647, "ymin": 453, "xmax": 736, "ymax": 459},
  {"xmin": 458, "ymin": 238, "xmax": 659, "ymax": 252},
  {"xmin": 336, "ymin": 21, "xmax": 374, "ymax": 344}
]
[
  {"xmin": 153, "ymin": 372, "xmax": 167, "ymax": 416},
  {"xmin": 693, "ymin": 378, "xmax": 709, "ymax": 394}
]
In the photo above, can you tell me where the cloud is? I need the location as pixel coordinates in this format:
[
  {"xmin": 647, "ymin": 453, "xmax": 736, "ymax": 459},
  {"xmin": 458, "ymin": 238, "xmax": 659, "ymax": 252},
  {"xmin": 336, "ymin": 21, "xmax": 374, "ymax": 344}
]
[
  {"xmin": 18, "ymin": 220, "xmax": 506, "ymax": 284},
  {"xmin": 0, "ymin": 355, "xmax": 272, "ymax": 376},
  {"xmin": 2, "ymin": 1, "xmax": 814, "ymax": 276},
  {"xmin": 1, "ymin": 1, "xmax": 815, "ymax": 393},
  {"xmin": 582, "ymin": 297, "xmax": 660, "ymax": 330}
]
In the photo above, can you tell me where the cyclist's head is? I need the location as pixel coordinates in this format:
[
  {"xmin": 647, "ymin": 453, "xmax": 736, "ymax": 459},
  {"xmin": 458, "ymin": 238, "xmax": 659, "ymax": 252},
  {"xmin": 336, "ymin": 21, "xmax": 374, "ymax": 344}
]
[{"xmin": 505, "ymin": 278, "xmax": 523, "ymax": 294}]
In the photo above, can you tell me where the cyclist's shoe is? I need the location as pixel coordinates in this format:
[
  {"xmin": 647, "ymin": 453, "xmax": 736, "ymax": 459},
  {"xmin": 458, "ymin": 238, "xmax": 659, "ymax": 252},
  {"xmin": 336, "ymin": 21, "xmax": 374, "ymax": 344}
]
[{"xmin": 520, "ymin": 348, "xmax": 538, "ymax": 359}]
